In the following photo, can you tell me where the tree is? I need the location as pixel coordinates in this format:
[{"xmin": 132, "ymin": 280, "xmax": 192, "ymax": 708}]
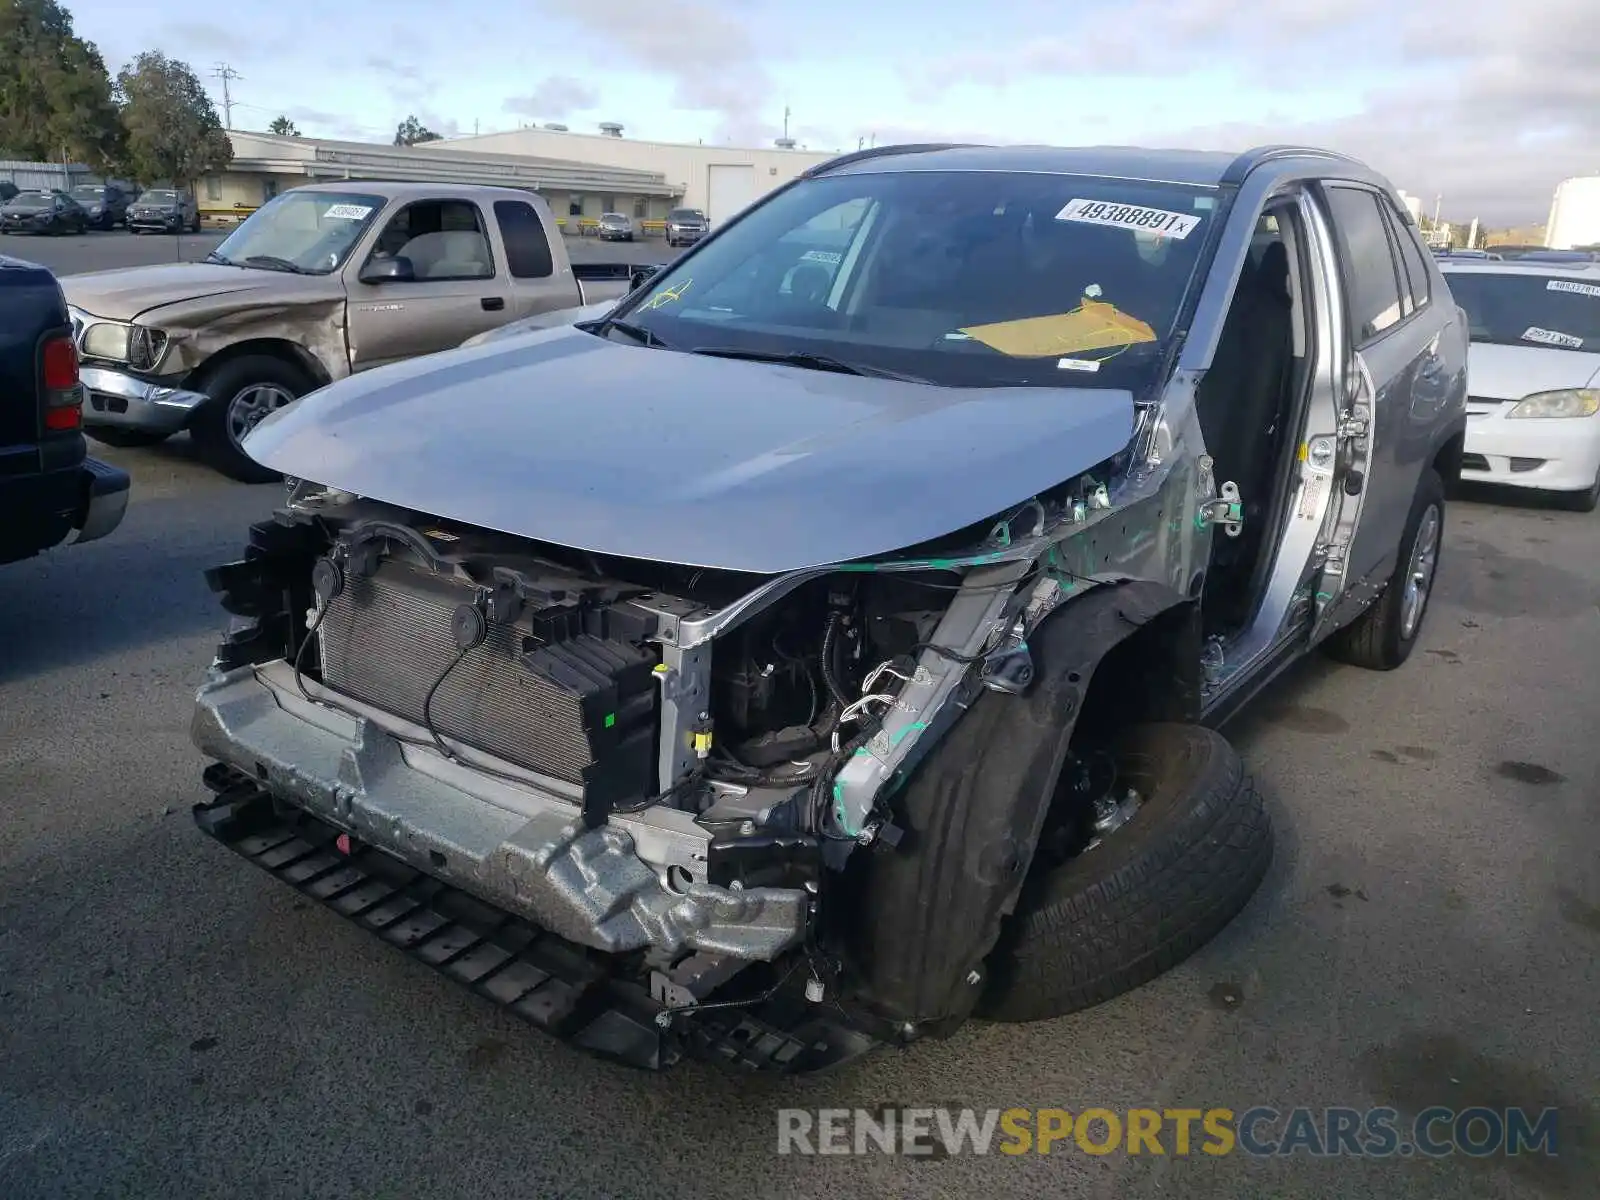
[
  {"xmin": 267, "ymin": 115, "xmax": 299, "ymax": 136},
  {"xmin": 393, "ymin": 114, "xmax": 440, "ymax": 146},
  {"xmin": 115, "ymin": 51, "xmax": 232, "ymax": 187},
  {"xmin": 0, "ymin": 0, "xmax": 123, "ymax": 167}
]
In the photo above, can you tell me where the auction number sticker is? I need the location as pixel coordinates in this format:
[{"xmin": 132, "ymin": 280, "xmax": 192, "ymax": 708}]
[
  {"xmin": 323, "ymin": 203, "xmax": 374, "ymax": 220},
  {"xmin": 1056, "ymin": 199, "xmax": 1202, "ymax": 239},
  {"xmin": 1522, "ymin": 326, "xmax": 1585, "ymax": 349},
  {"xmin": 801, "ymin": 249, "xmax": 842, "ymax": 265},
  {"xmin": 1548, "ymin": 279, "xmax": 1600, "ymax": 299}
]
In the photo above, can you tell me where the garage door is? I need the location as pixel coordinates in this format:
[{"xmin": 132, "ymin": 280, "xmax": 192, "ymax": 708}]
[{"xmin": 706, "ymin": 164, "xmax": 759, "ymax": 227}]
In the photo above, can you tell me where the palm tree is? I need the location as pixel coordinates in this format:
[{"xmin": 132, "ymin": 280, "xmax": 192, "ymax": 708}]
[{"xmin": 268, "ymin": 115, "xmax": 300, "ymax": 137}]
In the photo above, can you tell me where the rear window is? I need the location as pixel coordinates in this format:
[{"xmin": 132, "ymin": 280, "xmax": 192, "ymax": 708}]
[
  {"xmin": 1446, "ymin": 272, "xmax": 1600, "ymax": 352},
  {"xmin": 493, "ymin": 200, "xmax": 554, "ymax": 279}
]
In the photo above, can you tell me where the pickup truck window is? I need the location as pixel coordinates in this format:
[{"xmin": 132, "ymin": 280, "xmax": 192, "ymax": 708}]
[
  {"xmin": 492, "ymin": 200, "xmax": 554, "ymax": 278},
  {"xmin": 368, "ymin": 199, "xmax": 495, "ymax": 281},
  {"xmin": 1324, "ymin": 186, "xmax": 1407, "ymax": 343},
  {"xmin": 215, "ymin": 189, "xmax": 386, "ymax": 275},
  {"xmin": 1446, "ymin": 272, "xmax": 1600, "ymax": 352},
  {"xmin": 620, "ymin": 170, "xmax": 1218, "ymax": 390}
]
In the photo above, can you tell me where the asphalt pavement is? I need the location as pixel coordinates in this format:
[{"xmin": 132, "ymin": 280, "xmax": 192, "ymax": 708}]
[
  {"xmin": 0, "ymin": 227, "xmax": 668, "ymax": 277},
  {"xmin": 0, "ymin": 235, "xmax": 1596, "ymax": 1200}
]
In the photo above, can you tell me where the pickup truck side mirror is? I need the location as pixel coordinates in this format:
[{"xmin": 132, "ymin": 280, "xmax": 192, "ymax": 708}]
[
  {"xmin": 629, "ymin": 264, "xmax": 662, "ymax": 292},
  {"xmin": 360, "ymin": 255, "xmax": 416, "ymax": 284}
]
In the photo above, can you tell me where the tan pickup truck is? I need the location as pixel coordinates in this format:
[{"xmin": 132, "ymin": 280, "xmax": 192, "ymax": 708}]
[{"xmin": 63, "ymin": 181, "xmax": 654, "ymax": 481}]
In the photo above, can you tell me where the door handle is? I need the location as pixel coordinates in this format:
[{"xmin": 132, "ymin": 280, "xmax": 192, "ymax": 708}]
[{"xmin": 481, "ymin": 297, "xmax": 505, "ymax": 311}]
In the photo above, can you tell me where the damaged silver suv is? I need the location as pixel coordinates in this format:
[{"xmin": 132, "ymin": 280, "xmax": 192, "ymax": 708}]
[{"xmin": 191, "ymin": 144, "xmax": 1467, "ymax": 1071}]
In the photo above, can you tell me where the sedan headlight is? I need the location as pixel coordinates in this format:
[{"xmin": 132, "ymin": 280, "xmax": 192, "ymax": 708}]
[{"xmin": 1506, "ymin": 388, "xmax": 1600, "ymax": 419}]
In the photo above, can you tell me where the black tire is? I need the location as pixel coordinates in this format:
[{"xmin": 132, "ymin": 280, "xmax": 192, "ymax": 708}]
[
  {"xmin": 979, "ymin": 723, "xmax": 1272, "ymax": 1023},
  {"xmin": 1555, "ymin": 471, "xmax": 1600, "ymax": 513},
  {"xmin": 1323, "ymin": 467, "xmax": 1445, "ymax": 670},
  {"xmin": 88, "ymin": 428, "xmax": 172, "ymax": 449},
  {"xmin": 190, "ymin": 354, "xmax": 312, "ymax": 483}
]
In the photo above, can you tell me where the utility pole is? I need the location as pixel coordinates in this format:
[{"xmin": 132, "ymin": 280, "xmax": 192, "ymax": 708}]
[
  {"xmin": 782, "ymin": 105, "xmax": 791, "ymax": 142},
  {"xmin": 212, "ymin": 63, "xmax": 242, "ymax": 129}
]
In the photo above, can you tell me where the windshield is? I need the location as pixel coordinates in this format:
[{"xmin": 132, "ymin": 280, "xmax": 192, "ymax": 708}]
[
  {"xmin": 1447, "ymin": 272, "xmax": 1600, "ymax": 353},
  {"xmin": 9, "ymin": 192, "xmax": 51, "ymax": 208},
  {"xmin": 669, "ymin": 209, "xmax": 705, "ymax": 221},
  {"xmin": 614, "ymin": 170, "xmax": 1218, "ymax": 389},
  {"xmin": 72, "ymin": 187, "xmax": 105, "ymax": 201},
  {"xmin": 212, "ymin": 190, "xmax": 386, "ymax": 274},
  {"xmin": 143, "ymin": 190, "xmax": 178, "ymax": 203}
]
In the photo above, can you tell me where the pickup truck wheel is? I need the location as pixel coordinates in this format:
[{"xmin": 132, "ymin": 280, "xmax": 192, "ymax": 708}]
[
  {"xmin": 88, "ymin": 428, "xmax": 171, "ymax": 449},
  {"xmin": 1323, "ymin": 467, "xmax": 1445, "ymax": 670},
  {"xmin": 978, "ymin": 723, "xmax": 1271, "ymax": 1023},
  {"xmin": 191, "ymin": 355, "xmax": 310, "ymax": 484}
]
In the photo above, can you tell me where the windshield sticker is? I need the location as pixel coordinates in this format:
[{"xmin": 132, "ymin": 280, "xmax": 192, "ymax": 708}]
[
  {"xmin": 959, "ymin": 299, "xmax": 1157, "ymax": 358},
  {"xmin": 801, "ymin": 249, "xmax": 842, "ymax": 265},
  {"xmin": 1548, "ymin": 279, "xmax": 1600, "ymax": 299},
  {"xmin": 1521, "ymin": 326, "xmax": 1585, "ymax": 349},
  {"xmin": 641, "ymin": 279, "xmax": 692, "ymax": 310},
  {"xmin": 1057, "ymin": 357, "xmax": 1102, "ymax": 372},
  {"xmin": 1055, "ymin": 199, "xmax": 1202, "ymax": 240},
  {"xmin": 323, "ymin": 203, "xmax": 374, "ymax": 220}
]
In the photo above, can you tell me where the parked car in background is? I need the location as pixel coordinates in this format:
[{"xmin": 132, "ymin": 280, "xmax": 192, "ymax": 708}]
[
  {"xmin": 0, "ymin": 253, "xmax": 130, "ymax": 566},
  {"xmin": 62, "ymin": 181, "xmax": 651, "ymax": 482},
  {"xmin": 0, "ymin": 182, "xmax": 18, "ymax": 203},
  {"xmin": 189, "ymin": 143, "xmax": 1465, "ymax": 1073},
  {"xmin": 0, "ymin": 190, "xmax": 89, "ymax": 236},
  {"xmin": 69, "ymin": 182, "xmax": 135, "ymax": 230},
  {"xmin": 664, "ymin": 206, "xmax": 709, "ymax": 247},
  {"xmin": 127, "ymin": 189, "xmax": 201, "ymax": 234},
  {"xmin": 1441, "ymin": 259, "xmax": 1600, "ymax": 510},
  {"xmin": 596, "ymin": 212, "xmax": 637, "ymax": 241}
]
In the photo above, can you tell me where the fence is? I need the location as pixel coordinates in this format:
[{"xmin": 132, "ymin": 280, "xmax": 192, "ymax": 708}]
[{"xmin": 0, "ymin": 159, "xmax": 95, "ymax": 192}]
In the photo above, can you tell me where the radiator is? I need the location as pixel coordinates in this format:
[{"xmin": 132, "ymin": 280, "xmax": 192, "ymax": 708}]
[{"xmin": 315, "ymin": 560, "xmax": 659, "ymax": 803}]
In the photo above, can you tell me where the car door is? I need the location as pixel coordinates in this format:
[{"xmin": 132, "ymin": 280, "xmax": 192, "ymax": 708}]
[
  {"xmin": 1309, "ymin": 183, "xmax": 1445, "ymax": 636},
  {"xmin": 345, "ymin": 197, "xmax": 505, "ymax": 371},
  {"xmin": 490, "ymin": 198, "xmax": 581, "ymax": 320}
]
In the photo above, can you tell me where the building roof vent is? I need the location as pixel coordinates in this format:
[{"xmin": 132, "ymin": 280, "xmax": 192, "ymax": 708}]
[
  {"xmin": 598, "ymin": 122, "xmax": 624, "ymax": 137},
  {"xmin": 543, "ymin": 123, "xmax": 569, "ymax": 132},
  {"xmin": 774, "ymin": 137, "xmax": 797, "ymax": 149}
]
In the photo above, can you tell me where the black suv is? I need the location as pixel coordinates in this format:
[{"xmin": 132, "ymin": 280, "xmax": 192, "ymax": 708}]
[{"xmin": 69, "ymin": 182, "xmax": 134, "ymax": 230}]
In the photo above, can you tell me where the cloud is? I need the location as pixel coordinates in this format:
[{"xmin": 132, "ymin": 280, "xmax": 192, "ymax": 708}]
[
  {"xmin": 903, "ymin": 0, "xmax": 1595, "ymax": 224},
  {"xmin": 503, "ymin": 76, "xmax": 601, "ymax": 121},
  {"xmin": 533, "ymin": 0, "xmax": 776, "ymax": 127}
]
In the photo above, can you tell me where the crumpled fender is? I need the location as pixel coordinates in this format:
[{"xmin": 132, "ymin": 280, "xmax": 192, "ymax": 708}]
[{"xmin": 842, "ymin": 579, "xmax": 1202, "ymax": 1033}]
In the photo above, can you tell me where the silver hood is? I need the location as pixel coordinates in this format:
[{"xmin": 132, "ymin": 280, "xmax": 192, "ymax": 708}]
[{"xmin": 244, "ymin": 326, "xmax": 1137, "ymax": 574}]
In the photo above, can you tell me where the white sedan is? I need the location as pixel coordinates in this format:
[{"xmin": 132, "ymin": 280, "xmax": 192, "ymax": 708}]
[{"xmin": 1441, "ymin": 260, "xmax": 1600, "ymax": 510}]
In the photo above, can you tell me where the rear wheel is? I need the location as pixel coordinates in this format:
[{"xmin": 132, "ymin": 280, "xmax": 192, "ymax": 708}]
[
  {"xmin": 979, "ymin": 723, "xmax": 1272, "ymax": 1022},
  {"xmin": 1324, "ymin": 467, "xmax": 1444, "ymax": 670},
  {"xmin": 190, "ymin": 354, "xmax": 312, "ymax": 483}
]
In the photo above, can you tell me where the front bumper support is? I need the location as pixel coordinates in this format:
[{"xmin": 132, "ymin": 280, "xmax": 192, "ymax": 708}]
[
  {"xmin": 80, "ymin": 365, "xmax": 209, "ymax": 434},
  {"xmin": 194, "ymin": 768, "xmax": 878, "ymax": 1072}
]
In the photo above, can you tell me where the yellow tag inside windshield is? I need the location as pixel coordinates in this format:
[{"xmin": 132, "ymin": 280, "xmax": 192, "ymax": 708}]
[{"xmin": 958, "ymin": 300, "xmax": 1157, "ymax": 358}]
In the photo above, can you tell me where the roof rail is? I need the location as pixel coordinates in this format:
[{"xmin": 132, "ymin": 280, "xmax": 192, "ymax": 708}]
[
  {"xmin": 1221, "ymin": 144, "xmax": 1365, "ymax": 185},
  {"xmin": 802, "ymin": 143, "xmax": 981, "ymax": 178}
]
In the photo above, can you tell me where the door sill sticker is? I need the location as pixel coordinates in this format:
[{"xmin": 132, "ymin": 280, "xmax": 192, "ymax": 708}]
[{"xmin": 1055, "ymin": 199, "xmax": 1202, "ymax": 239}]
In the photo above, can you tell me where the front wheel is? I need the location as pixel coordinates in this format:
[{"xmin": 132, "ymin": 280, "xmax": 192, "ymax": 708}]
[
  {"xmin": 190, "ymin": 355, "xmax": 312, "ymax": 483},
  {"xmin": 979, "ymin": 723, "xmax": 1272, "ymax": 1022},
  {"xmin": 1555, "ymin": 470, "xmax": 1600, "ymax": 513},
  {"xmin": 1324, "ymin": 467, "xmax": 1445, "ymax": 670}
]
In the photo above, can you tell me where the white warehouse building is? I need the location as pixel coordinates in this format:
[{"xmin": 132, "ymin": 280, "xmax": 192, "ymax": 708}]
[
  {"xmin": 421, "ymin": 125, "xmax": 837, "ymax": 228},
  {"xmin": 1546, "ymin": 175, "xmax": 1600, "ymax": 250}
]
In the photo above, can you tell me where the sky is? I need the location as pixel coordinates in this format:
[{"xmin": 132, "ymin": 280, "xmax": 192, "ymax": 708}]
[{"xmin": 76, "ymin": 0, "xmax": 1598, "ymax": 226}]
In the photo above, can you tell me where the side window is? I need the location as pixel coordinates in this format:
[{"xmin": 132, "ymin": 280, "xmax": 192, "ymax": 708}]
[
  {"xmin": 369, "ymin": 199, "xmax": 494, "ymax": 281},
  {"xmin": 493, "ymin": 200, "xmax": 554, "ymax": 279},
  {"xmin": 1387, "ymin": 207, "xmax": 1433, "ymax": 315},
  {"xmin": 1324, "ymin": 186, "xmax": 1406, "ymax": 342}
]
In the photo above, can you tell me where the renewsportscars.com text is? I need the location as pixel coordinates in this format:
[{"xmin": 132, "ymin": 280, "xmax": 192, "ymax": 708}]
[{"xmin": 776, "ymin": 1106, "xmax": 1561, "ymax": 1158}]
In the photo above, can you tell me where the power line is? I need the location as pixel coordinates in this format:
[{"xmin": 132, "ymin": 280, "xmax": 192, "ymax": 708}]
[{"xmin": 211, "ymin": 63, "xmax": 243, "ymax": 129}]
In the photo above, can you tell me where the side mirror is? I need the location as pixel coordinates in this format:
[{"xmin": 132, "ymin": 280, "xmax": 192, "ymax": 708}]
[
  {"xmin": 629, "ymin": 264, "xmax": 662, "ymax": 292},
  {"xmin": 360, "ymin": 255, "xmax": 415, "ymax": 284}
]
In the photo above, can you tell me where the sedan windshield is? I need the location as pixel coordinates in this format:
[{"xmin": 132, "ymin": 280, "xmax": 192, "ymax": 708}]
[
  {"xmin": 9, "ymin": 192, "xmax": 52, "ymax": 209},
  {"xmin": 212, "ymin": 190, "xmax": 386, "ymax": 274},
  {"xmin": 1447, "ymin": 271, "xmax": 1600, "ymax": 352},
  {"xmin": 614, "ymin": 170, "xmax": 1219, "ymax": 389}
]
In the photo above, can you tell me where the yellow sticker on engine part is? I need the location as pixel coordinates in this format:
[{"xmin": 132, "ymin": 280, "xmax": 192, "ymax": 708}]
[{"xmin": 958, "ymin": 300, "xmax": 1157, "ymax": 358}]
